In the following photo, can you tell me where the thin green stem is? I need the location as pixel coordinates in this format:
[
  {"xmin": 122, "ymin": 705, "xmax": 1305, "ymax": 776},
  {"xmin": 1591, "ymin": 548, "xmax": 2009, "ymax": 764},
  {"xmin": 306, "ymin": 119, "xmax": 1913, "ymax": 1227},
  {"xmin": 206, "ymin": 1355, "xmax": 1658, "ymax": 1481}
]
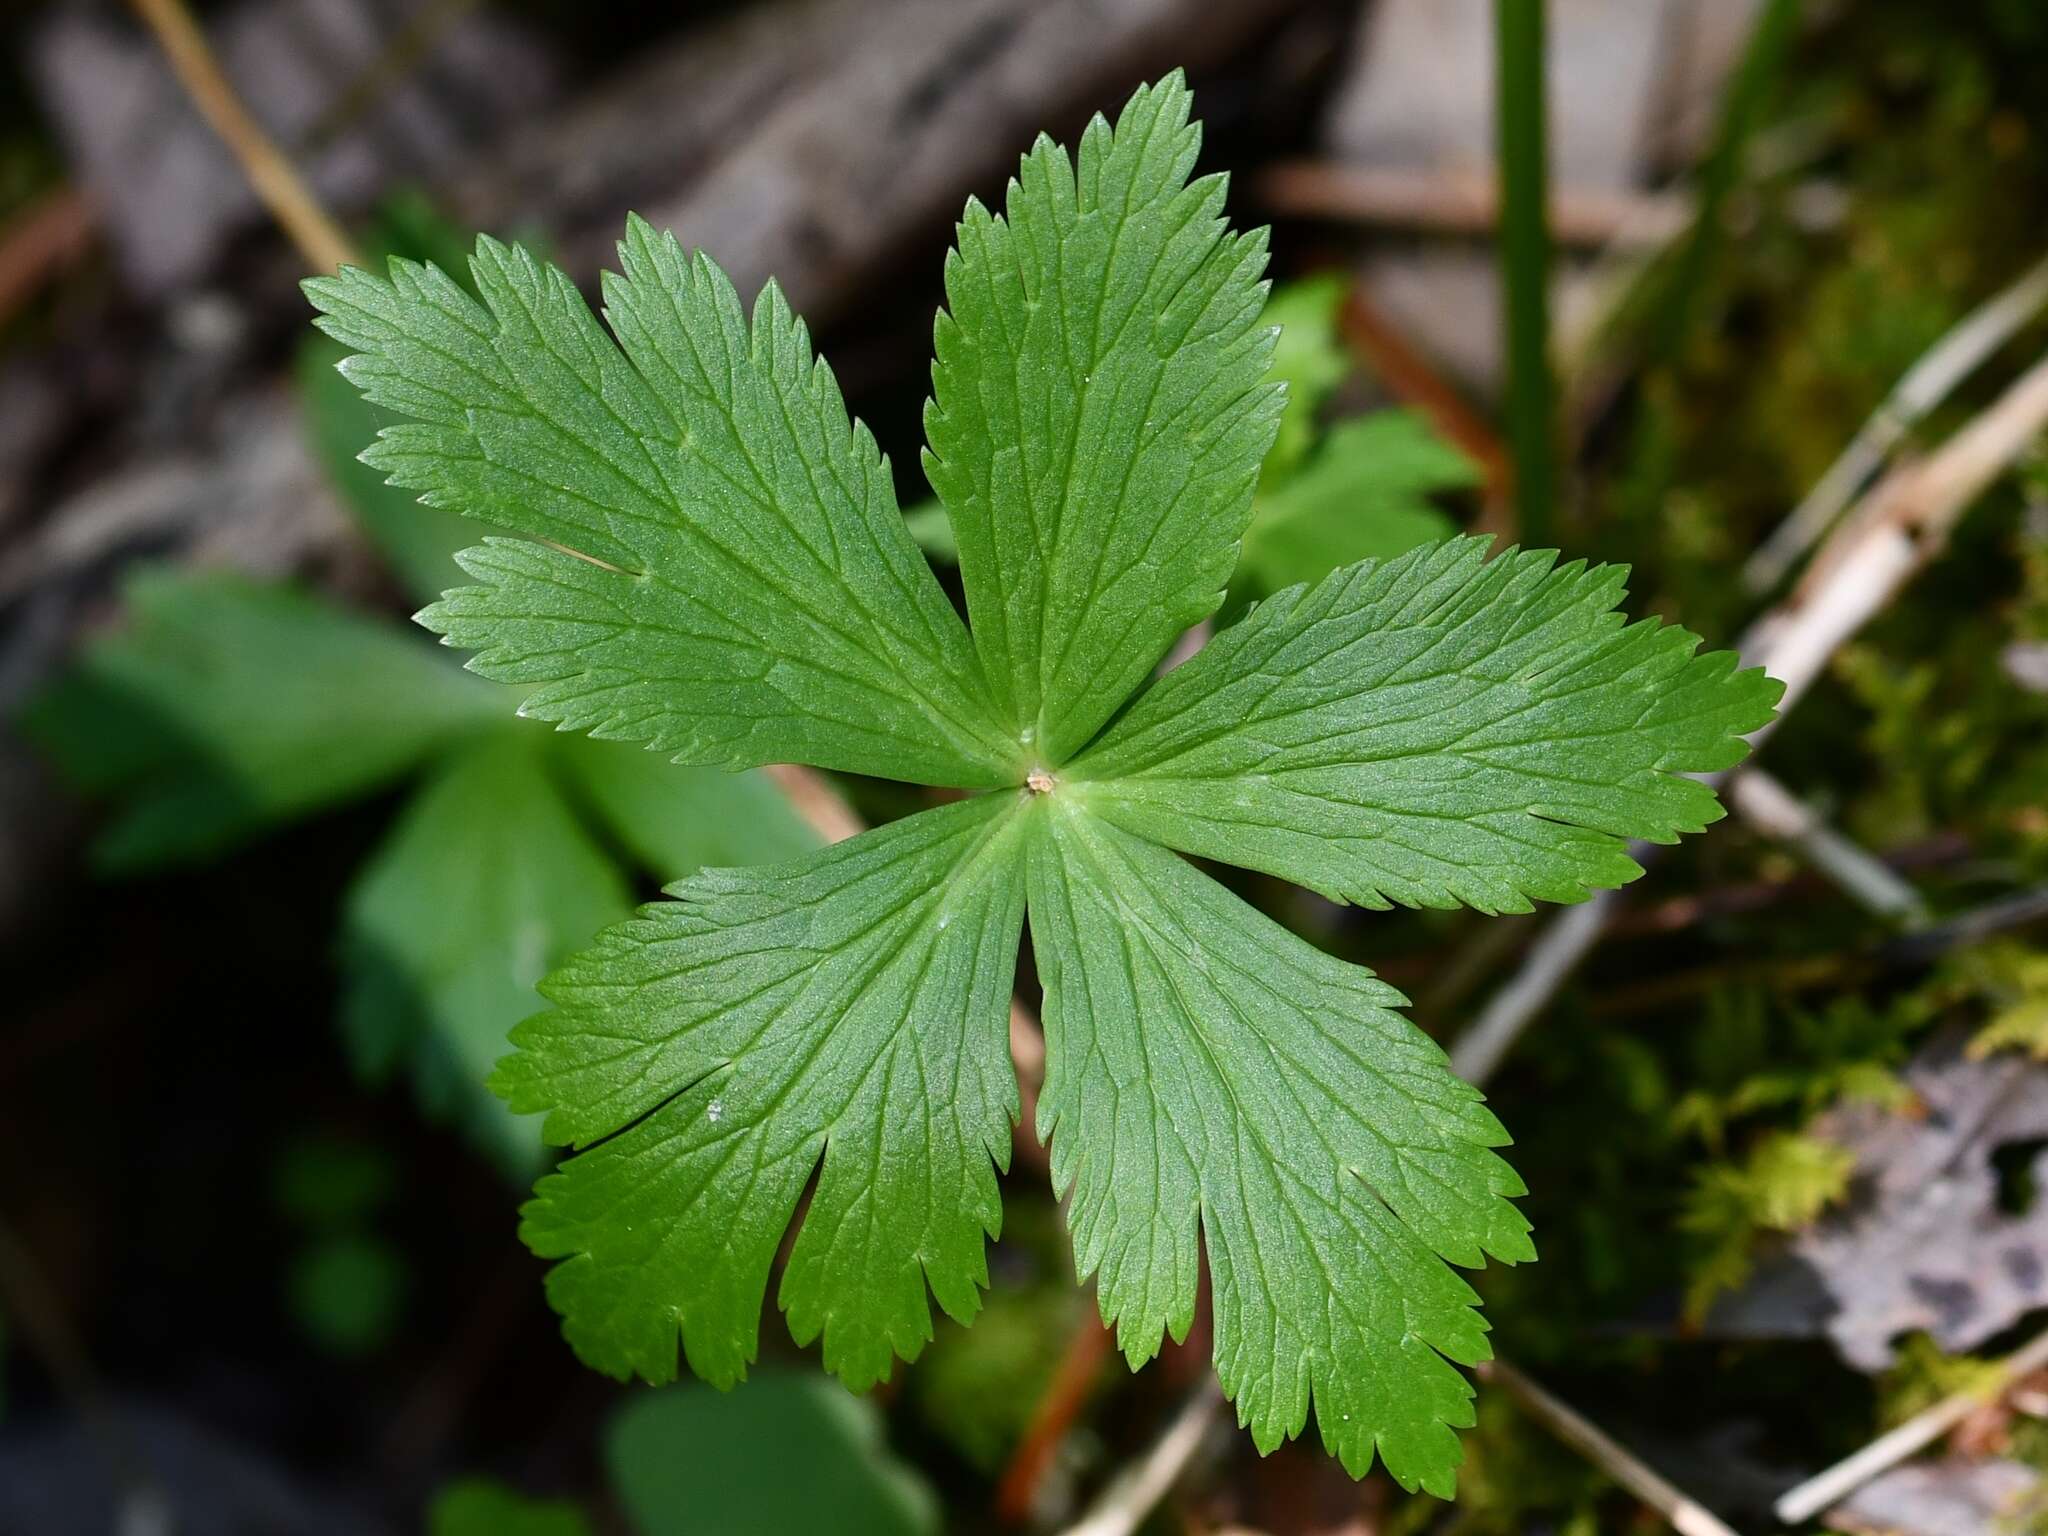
[
  {"xmin": 1494, "ymin": 0, "xmax": 1555, "ymax": 545},
  {"xmin": 1652, "ymin": 0, "xmax": 1802, "ymax": 363}
]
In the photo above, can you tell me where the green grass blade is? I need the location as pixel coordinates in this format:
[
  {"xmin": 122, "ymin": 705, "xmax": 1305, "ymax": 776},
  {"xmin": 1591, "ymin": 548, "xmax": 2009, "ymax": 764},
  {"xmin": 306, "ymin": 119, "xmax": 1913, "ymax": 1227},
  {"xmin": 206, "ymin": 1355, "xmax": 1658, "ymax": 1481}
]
[
  {"xmin": 1651, "ymin": 0, "xmax": 1802, "ymax": 363},
  {"xmin": 1494, "ymin": 0, "xmax": 1555, "ymax": 544}
]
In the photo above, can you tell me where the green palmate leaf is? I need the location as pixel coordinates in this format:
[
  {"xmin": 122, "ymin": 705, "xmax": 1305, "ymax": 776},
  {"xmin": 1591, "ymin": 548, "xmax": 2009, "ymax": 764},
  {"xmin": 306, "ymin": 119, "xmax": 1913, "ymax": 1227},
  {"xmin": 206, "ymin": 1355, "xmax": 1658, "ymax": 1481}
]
[
  {"xmin": 299, "ymin": 333, "xmax": 481, "ymax": 606},
  {"xmin": 922, "ymin": 73, "xmax": 1282, "ymax": 764},
  {"xmin": 298, "ymin": 192, "xmax": 518, "ymax": 603},
  {"xmin": 1027, "ymin": 802, "xmax": 1530, "ymax": 1492},
  {"xmin": 900, "ymin": 273, "xmax": 1350, "ymax": 580},
  {"xmin": 22, "ymin": 567, "xmax": 500, "ymax": 869},
  {"xmin": 304, "ymin": 221, "xmax": 1016, "ymax": 788},
  {"xmin": 341, "ymin": 733, "xmax": 633, "ymax": 1175},
  {"xmin": 493, "ymin": 794, "xmax": 1029, "ymax": 1391},
  {"xmin": 1233, "ymin": 411, "xmax": 1475, "ymax": 613},
  {"xmin": 1073, "ymin": 538, "xmax": 1783, "ymax": 914},
  {"xmin": 298, "ymin": 218, "xmax": 478, "ymax": 607},
  {"xmin": 311, "ymin": 72, "xmax": 1776, "ymax": 1494}
]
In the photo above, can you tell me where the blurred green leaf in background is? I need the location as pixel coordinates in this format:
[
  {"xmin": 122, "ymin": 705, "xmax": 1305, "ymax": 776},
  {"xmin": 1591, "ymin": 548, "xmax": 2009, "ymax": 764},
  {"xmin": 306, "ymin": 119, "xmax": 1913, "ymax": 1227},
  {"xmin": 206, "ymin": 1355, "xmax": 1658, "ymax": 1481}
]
[
  {"xmin": 270, "ymin": 1137, "xmax": 408, "ymax": 1356},
  {"xmin": 606, "ymin": 1373, "xmax": 938, "ymax": 1536},
  {"xmin": 22, "ymin": 198, "xmax": 819, "ymax": 1182},
  {"xmin": 427, "ymin": 1371, "xmax": 935, "ymax": 1536},
  {"xmin": 428, "ymin": 1478, "xmax": 593, "ymax": 1536},
  {"xmin": 1257, "ymin": 270, "xmax": 1352, "ymax": 485},
  {"xmin": 21, "ymin": 570, "xmax": 503, "ymax": 870},
  {"xmin": 339, "ymin": 732, "xmax": 632, "ymax": 1173},
  {"xmin": 1229, "ymin": 411, "xmax": 1477, "ymax": 617}
]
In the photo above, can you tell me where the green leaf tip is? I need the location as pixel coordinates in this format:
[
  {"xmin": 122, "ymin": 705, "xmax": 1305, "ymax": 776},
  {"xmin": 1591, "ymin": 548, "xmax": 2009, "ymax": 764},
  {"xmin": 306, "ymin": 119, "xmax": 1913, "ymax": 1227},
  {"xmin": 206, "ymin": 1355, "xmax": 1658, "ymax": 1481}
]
[
  {"xmin": 924, "ymin": 66, "xmax": 1282, "ymax": 764},
  {"xmin": 306, "ymin": 73, "xmax": 1780, "ymax": 1495}
]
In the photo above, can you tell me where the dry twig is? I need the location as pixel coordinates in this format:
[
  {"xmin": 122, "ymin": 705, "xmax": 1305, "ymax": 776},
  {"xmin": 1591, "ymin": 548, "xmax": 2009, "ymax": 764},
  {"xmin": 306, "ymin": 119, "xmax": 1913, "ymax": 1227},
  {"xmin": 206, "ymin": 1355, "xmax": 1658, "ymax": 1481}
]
[
  {"xmin": 1775, "ymin": 1326, "xmax": 2048, "ymax": 1525},
  {"xmin": 126, "ymin": 0, "xmax": 357, "ymax": 274},
  {"xmin": 1726, "ymin": 769, "xmax": 1928, "ymax": 926},
  {"xmin": 1256, "ymin": 161, "xmax": 1688, "ymax": 249},
  {"xmin": 1056, "ymin": 1382, "xmax": 1224, "ymax": 1536},
  {"xmin": 0, "ymin": 187, "xmax": 97, "ymax": 328},
  {"xmin": 1337, "ymin": 285, "xmax": 1515, "ymax": 532},
  {"xmin": 1478, "ymin": 1361, "xmax": 1740, "ymax": 1536},
  {"xmin": 1451, "ymin": 348, "xmax": 2048, "ymax": 1083},
  {"xmin": 1583, "ymin": 880, "xmax": 2048, "ymax": 1016},
  {"xmin": 996, "ymin": 1315, "xmax": 1115, "ymax": 1523},
  {"xmin": 1456, "ymin": 769, "xmax": 1939, "ymax": 1039},
  {"xmin": 1606, "ymin": 833, "xmax": 1968, "ymax": 938},
  {"xmin": 1745, "ymin": 248, "xmax": 2048, "ymax": 594}
]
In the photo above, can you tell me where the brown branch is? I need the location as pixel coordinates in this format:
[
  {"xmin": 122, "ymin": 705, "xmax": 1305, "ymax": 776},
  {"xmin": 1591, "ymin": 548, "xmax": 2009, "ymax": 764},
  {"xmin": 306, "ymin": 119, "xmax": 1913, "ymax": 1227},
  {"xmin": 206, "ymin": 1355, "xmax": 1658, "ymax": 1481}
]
[
  {"xmin": 1056, "ymin": 1382, "xmax": 1223, "ymax": 1536},
  {"xmin": 0, "ymin": 186, "xmax": 97, "ymax": 328},
  {"xmin": 1478, "ymin": 1361, "xmax": 1740, "ymax": 1536},
  {"xmin": 996, "ymin": 1313, "xmax": 1115, "ymax": 1523},
  {"xmin": 126, "ymin": 0, "xmax": 358, "ymax": 273},
  {"xmin": 1775, "ymin": 1326, "xmax": 2048, "ymax": 1525},
  {"xmin": 1258, "ymin": 161, "xmax": 1688, "ymax": 250},
  {"xmin": 1605, "ymin": 834, "xmax": 1969, "ymax": 939},
  {"xmin": 1585, "ymin": 882, "xmax": 2048, "ymax": 1017},
  {"xmin": 759, "ymin": 762, "xmax": 870, "ymax": 847},
  {"xmin": 1337, "ymin": 285, "xmax": 1515, "ymax": 533}
]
